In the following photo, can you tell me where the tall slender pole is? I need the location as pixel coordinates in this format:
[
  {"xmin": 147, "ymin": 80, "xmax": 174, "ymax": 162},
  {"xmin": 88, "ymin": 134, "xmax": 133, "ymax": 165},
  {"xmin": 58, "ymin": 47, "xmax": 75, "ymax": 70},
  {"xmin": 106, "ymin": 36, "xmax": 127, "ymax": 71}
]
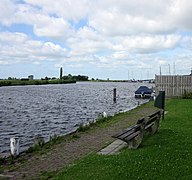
[
  {"xmin": 113, "ymin": 88, "xmax": 116, "ymax": 103},
  {"xmin": 173, "ymin": 62, "xmax": 176, "ymax": 75}
]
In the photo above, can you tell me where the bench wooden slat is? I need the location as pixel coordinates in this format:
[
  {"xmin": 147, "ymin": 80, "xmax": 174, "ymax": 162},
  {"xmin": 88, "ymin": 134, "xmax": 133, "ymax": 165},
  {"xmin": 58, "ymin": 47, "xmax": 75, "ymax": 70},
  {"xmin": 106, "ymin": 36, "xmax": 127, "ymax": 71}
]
[
  {"xmin": 124, "ymin": 131, "xmax": 140, "ymax": 142},
  {"xmin": 145, "ymin": 122, "xmax": 154, "ymax": 130},
  {"xmin": 112, "ymin": 123, "xmax": 143, "ymax": 139},
  {"xmin": 117, "ymin": 128, "xmax": 136, "ymax": 139},
  {"xmin": 112, "ymin": 124, "xmax": 138, "ymax": 138},
  {"xmin": 148, "ymin": 110, "xmax": 161, "ymax": 119},
  {"xmin": 146, "ymin": 114, "xmax": 159, "ymax": 125}
]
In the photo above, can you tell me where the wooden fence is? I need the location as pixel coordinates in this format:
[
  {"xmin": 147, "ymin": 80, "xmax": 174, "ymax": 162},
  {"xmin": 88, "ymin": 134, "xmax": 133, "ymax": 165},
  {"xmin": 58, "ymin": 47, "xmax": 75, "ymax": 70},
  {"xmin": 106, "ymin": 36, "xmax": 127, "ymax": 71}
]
[{"xmin": 155, "ymin": 75, "xmax": 192, "ymax": 97}]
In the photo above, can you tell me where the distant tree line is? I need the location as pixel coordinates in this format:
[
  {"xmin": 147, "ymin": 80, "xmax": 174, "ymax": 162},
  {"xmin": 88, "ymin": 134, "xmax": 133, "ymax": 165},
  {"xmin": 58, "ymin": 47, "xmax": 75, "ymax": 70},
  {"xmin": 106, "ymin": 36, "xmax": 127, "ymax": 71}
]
[
  {"xmin": 0, "ymin": 79, "xmax": 76, "ymax": 87},
  {"xmin": 63, "ymin": 74, "xmax": 89, "ymax": 81}
]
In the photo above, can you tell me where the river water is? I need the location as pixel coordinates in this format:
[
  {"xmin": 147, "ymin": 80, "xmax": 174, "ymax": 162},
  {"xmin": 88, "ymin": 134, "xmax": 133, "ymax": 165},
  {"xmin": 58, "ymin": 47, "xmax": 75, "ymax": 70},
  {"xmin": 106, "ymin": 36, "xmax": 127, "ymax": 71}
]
[{"xmin": 0, "ymin": 82, "xmax": 153, "ymax": 156}]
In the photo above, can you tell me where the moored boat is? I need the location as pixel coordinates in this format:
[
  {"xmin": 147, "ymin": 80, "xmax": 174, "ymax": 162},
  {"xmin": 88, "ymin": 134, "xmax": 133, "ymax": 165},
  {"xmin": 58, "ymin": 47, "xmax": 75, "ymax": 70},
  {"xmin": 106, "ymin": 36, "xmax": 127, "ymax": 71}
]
[{"xmin": 134, "ymin": 86, "xmax": 153, "ymax": 98}]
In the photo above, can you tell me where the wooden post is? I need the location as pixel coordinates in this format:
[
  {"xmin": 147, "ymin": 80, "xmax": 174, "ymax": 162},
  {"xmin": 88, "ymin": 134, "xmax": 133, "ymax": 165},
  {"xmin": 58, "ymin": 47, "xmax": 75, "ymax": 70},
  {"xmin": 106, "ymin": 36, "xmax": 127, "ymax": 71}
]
[{"xmin": 113, "ymin": 88, "xmax": 116, "ymax": 103}]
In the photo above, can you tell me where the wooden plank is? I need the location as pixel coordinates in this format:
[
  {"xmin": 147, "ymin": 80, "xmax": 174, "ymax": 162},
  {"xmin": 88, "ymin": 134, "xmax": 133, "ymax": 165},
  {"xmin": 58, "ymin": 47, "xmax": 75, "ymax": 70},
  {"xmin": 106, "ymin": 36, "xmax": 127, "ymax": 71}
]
[
  {"xmin": 117, "ymin": 129, "xmax": 136, "ymax": 139},
  {"xmin": 124, "ymin": 131, "xmax": 140, "ymax": 142},
  {"xmin": 112, "ymin": 125, "xmax": 138, "ymax": 138},
  {"xmin": 145, "ymin": 122, "xmax": 155, "ymax": 130},
  {"xmin": 148, "ymin": 110, "xmax": 161, "ymax": 119},
  {"xmin": 146, "ymin": 115, "xmax": 159, "ymax": 125}
]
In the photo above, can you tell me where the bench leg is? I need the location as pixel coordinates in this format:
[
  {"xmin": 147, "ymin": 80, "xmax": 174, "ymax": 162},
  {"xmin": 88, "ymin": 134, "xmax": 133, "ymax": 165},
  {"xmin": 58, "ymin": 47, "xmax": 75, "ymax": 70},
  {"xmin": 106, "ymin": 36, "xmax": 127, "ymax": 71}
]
[
  {"xmin": 147, "ymin": 118, "xmax": 160, "ymax": 135},
  {"xmin": 127, "ymin": 131, "xmax": 144, "ymax": 149}
]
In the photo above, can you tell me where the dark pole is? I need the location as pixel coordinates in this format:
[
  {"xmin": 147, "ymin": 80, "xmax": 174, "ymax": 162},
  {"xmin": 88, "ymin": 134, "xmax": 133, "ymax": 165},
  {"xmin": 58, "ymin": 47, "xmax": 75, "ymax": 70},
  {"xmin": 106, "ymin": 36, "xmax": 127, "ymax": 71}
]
[
  {"xmin": 113, "ymin": 88, "xmax": 116, "ymax": 103},
  {"xmin": 154, "ymin": 91, "xmax": 165, "ymax": 120}
]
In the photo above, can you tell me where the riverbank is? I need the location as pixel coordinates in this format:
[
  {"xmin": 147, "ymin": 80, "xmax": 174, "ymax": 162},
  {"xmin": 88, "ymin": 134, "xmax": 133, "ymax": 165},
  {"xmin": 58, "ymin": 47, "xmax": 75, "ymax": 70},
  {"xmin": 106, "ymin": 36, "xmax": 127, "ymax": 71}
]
[
  {"xmin": 0, "ymin": 101, "xmax": 158, "ymax": 179},
  {"xmin": 0, "ymin": 82, "xmax": 149, "ymax": 154},
  {"xmin": 0, "ymin": 79, "xmax": 76, "ymax": 87}
]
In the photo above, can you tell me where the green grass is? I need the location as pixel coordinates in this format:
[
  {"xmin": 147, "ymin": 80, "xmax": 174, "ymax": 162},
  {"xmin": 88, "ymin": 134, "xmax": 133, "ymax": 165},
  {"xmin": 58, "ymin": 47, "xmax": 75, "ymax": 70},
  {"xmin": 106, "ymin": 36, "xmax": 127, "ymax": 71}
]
[{"xmin": 53, "ymin": 99, "xmax": 192, "ymax": 180}]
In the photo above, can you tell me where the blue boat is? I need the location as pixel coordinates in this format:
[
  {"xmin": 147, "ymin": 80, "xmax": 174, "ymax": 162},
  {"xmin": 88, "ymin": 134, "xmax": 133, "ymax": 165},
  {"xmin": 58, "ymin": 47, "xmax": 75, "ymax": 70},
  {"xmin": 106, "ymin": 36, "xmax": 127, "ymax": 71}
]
[{"xmin": 134, "ymin": 86, "xmax": 153, "ymax": 98}]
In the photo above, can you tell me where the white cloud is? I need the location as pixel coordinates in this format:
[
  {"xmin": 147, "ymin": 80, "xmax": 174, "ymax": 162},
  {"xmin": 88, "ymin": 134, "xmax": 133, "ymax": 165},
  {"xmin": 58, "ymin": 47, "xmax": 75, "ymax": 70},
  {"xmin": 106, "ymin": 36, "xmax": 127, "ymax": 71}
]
[
  {"xmin": 0, "ymin": 0, "xmax": 192, "ymax": 78},
  {"xmin": 0, "ymin": 32, "xmax": 68, "ymax": 64},
  {"xmin": 112, "ymin": 34, "xmax": 181, "ymax": 53},
  {"xmin": 0, "ymin": 0, "xmax": 16, "ymax": 26},
  {"xmin": 112, "ymin": 51, "xmax": 129, "ymax": 60},
  {"xmin": 67, "ymin": 64, "xmax": 83, "ymax": 68},
  {"xmin": 0, "ymin": 60, "xmax": 10, "ymax": 65},
  {"xmin": 0, "ymin": 1, "xmax": 73, "ymax": 40},
  {"xmin": 41, "ymin": 42, "xmax": 67, "ymax": 56},
  {"xmin": 1, "ymin": 0, "xmax": 192, "ymax": 36},
  {"xmin": 0, "ymin": 31, "xmax": 29, "ymax": 44},
  {"xmin": 170, "ymin": 0, "xmax": 192, "ymax": 31},
  {"xmin": 67, "ymin": 27, "xmax": 112, "ymax": 56},
  {"xmin": 24, "ymin": 0, "xmax": 91, "ymax": 22},
  {"xmin": 33, "ymin": 17, "xmax": 72, "ymax": 39},
  {"xmin": 88, "ymin": 0, "xmax": 175, "ymax": 36}
]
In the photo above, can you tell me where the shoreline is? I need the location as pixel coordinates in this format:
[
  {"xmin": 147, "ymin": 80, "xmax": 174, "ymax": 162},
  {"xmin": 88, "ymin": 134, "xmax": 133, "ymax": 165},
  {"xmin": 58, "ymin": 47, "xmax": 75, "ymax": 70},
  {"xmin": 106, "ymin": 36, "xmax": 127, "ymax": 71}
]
[
  {"xmin": 0, "ymin": 82, "xmax": 149, "ymax": 156},
  {"xmin": 0, "ymin": 101, "xmax": 158, "ymax": 179},
  {"xmin": 0, "ymin": 79, "xmax": 76, "ymax": 87},
  {"xmin": 0, "ymin": 100, "xmax": 149, "ymax": 158}
]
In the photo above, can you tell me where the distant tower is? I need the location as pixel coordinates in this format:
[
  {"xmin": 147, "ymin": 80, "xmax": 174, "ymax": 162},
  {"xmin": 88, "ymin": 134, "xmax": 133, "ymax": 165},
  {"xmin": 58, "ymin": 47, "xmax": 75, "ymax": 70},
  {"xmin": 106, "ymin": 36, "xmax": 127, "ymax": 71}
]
[
  {"xmin": 190, "ymin": 68, "xmax": 192, "ymax": 76},
  {"xmin": 60, "ymin": 67, "xmax": 63, "ymax": 80}
]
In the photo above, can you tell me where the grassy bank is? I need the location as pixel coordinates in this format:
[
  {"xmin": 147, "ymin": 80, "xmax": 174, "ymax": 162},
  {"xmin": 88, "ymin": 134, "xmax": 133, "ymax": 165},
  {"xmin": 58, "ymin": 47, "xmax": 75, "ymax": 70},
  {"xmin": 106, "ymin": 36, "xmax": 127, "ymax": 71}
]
[
  {"xmin": 53, "ymin": 99, "xmax": 192, "ymax": 179},
  {"xmin": 0, "ymin": 79, "xmax": 76, "ymax": 87}
]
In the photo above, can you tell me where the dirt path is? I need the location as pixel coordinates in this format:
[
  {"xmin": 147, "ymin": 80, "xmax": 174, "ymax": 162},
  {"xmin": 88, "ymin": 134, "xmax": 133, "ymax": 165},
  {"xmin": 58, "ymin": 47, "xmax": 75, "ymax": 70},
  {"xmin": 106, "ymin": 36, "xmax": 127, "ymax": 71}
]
[{"xmin": 2, "ymin": 105, "xmax": 157, "ymax": 179}]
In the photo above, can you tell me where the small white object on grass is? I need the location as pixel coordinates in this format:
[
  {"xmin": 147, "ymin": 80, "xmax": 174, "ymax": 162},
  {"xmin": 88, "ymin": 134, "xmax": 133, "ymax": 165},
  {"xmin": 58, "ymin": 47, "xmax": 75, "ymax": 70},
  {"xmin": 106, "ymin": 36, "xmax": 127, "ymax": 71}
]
[
  {"xmin": 10, "ymin": 137, "xmax": 20, "ymax": 157},
  {"xmin": 103, "ymin": 111, "xmax": 107, "ymax": 118}
]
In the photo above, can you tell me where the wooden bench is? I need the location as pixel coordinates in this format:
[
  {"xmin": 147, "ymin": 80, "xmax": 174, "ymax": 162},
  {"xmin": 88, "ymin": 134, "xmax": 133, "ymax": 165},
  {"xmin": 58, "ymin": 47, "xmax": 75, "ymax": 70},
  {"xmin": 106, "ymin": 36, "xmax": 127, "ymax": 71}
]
[{"xmin": 112, "ymin": 110, "xmax": 163, "ymax": 149}]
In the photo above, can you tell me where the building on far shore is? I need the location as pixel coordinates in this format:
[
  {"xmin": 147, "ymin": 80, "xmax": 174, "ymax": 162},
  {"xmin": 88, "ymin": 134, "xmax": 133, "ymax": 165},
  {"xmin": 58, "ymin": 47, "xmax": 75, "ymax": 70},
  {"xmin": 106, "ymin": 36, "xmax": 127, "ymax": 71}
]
[{"xmin": 28, "ymin": 75, "xmax": 34, "ymax": 80}]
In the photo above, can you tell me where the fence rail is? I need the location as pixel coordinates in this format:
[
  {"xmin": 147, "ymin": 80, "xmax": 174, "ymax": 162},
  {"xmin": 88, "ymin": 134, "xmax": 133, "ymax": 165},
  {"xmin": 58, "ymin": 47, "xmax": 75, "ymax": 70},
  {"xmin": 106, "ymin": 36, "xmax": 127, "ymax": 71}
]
[{"xmin": 155, "ymin": 75, "xmax": 192, "ymax": 97}]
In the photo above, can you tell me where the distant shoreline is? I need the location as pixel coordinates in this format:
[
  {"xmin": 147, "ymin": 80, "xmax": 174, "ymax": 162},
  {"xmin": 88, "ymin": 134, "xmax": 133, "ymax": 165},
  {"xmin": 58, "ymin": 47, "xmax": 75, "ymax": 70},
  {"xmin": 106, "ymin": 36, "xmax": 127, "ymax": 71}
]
[
  {"xmin": 0, "ymin": 79, "xmax": 76, "ymax": 87},
  {"xmin": 90, "ymin": 79, "xmax": 155, "ymax": 83},
  {"xmin": 0, "ymin": 79, "xmax": 155, "ymax": 87}
]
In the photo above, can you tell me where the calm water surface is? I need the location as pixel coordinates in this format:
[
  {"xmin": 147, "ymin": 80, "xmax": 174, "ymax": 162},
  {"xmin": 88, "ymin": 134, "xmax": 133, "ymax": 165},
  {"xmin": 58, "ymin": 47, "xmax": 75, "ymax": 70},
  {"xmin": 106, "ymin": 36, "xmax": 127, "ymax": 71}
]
[{"xmin": 0, "ymin": 82, "xmax": 153, "ymax": 155}]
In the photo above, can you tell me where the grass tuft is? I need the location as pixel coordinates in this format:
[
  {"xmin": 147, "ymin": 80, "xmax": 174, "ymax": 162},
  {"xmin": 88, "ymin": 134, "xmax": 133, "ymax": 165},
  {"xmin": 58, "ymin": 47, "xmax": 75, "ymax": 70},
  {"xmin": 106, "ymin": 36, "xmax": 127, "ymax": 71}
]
[{"xmin": 182, "ymin": 90, "xmax": 192, "ymax": 99}]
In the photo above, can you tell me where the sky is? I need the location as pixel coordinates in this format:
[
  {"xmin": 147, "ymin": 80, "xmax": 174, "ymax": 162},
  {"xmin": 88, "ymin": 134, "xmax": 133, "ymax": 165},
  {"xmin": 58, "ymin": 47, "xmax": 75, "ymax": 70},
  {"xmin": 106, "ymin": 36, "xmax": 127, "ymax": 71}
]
[{"xmin": 0, "ymin": 0, "xmax": 192, "ymax": 80}]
